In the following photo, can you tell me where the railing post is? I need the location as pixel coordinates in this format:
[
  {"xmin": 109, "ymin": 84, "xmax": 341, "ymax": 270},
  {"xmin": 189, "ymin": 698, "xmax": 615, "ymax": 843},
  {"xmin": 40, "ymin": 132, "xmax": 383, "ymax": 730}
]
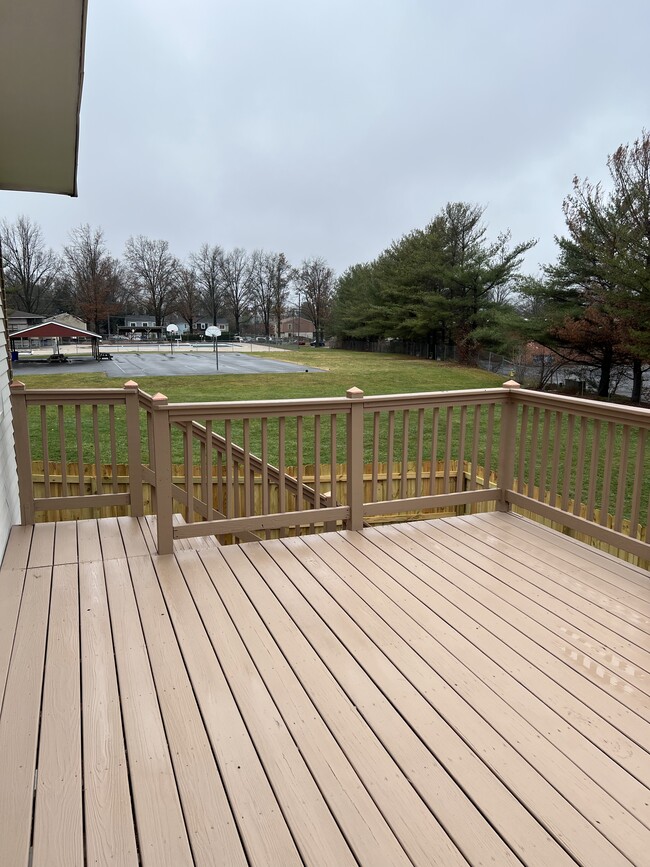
[
  {"xmin": 496, "ymin": 379, "xmax": 521, "ymax": 512},
  {"xmin": 346, "ymin": 386, "xmax": 364, "ymax": 530},
  {"xmin": 9, "ymin": 380, "xmax": 35, "ymax": 524},
  {"xmin": 151, "ymin": 392, "xmax": 174, "ymax": 555},
  {"xmin": 124, "ymin": 381, "xmax": 144, "ymax": 516}
]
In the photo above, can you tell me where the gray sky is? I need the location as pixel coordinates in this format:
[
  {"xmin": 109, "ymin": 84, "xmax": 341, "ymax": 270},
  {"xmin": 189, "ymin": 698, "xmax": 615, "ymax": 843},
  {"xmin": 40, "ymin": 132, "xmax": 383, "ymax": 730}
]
[{"xmin": 2, "ymin": 0, "xmax": 648, "ymax": 277}]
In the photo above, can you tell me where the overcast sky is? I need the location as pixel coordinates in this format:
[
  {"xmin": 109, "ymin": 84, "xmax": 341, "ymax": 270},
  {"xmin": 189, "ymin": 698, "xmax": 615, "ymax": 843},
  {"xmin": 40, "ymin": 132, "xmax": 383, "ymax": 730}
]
[{"xmin": 2, "ymin": 0, "xmax": 649, "ymax": 277}]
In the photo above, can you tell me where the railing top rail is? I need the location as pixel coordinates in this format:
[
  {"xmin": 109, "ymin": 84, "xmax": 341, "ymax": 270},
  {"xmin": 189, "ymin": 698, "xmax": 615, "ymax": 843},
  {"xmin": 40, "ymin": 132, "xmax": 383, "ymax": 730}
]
[
  {"xmin": 13, "ymin": 387, "xmax": 132, "ymax": 405},
  {"xmin": 513, "ymin": 388, "xmax": 650, "ymax": 426},
  {"xmin": 359, "ymin": 388, "xmax": 510, "ymax": 411},
  {"xmin": 158, "ymin": 386, "xmax": 512, "ymax": 421}
]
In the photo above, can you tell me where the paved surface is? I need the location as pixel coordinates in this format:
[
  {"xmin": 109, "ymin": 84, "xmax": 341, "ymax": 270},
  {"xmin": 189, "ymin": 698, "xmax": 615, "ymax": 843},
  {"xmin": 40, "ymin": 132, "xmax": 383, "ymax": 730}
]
[{"xmin": 13, "ymin": 346, "xmax": 325, "ymax": 377}]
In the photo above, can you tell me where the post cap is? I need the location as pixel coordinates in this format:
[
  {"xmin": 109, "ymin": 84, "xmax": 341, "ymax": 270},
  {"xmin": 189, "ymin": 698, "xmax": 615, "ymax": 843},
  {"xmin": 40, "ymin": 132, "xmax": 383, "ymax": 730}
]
[
  {"xmin": 502, "ymin": 379, "xmax": 521, "ymax": 389},
  {"xmin": 346, "ymin": 386, "xmax": 364, "ymax": 399}
]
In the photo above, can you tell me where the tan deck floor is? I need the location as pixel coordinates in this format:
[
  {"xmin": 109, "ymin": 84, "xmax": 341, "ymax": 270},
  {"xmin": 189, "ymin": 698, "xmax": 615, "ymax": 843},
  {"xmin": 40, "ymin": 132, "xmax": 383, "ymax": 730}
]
[{"xmin": 0, "ymin": 511, "xmax": 649, "ymax": 866}]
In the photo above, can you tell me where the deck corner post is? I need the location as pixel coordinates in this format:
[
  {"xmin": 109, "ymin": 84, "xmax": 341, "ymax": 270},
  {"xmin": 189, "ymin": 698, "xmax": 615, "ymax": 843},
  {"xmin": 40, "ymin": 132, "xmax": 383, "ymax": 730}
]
[
  {"xmin": 496, "ymin": 380, "xmax": 520, "ymax": 512},
  {"xmin": 346, "ymin": 386, "xmax": 365, "ymax": 530},
  {"xmin": 124, "ymin": 381, "xmax": 145, "ymax": 516},
  {"xmin": 151, "ymin": 392, "xmax": 173, "ymax": 554},
  {"xmin": 9, "ymin": 379, "xmax": 35, "ymax": 524}
]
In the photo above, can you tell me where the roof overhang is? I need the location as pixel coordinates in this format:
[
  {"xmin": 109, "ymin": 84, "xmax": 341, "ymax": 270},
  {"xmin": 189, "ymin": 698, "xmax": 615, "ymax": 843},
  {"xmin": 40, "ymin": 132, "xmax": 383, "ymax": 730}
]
[
  {"xmin": 0, "ymin": 0, "xmax": 88, "ymax": 196},
  {"xmin": 10, "ymin": 321, "xmax": 101, "ymax": 340}
]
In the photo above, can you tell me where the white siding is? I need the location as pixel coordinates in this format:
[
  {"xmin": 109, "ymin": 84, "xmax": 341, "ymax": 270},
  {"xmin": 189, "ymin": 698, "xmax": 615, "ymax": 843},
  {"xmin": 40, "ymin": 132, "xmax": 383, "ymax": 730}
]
[{"xmin": 0, "ymin": 292, "xmax": 20, "ymax": 559}]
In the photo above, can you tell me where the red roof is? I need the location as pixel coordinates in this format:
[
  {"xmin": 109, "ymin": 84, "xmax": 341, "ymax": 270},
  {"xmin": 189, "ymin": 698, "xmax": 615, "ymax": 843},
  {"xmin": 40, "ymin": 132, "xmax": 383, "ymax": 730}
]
[{"xmin": 10, "ymin": 322, "xmax": 102, "ymax": 341}]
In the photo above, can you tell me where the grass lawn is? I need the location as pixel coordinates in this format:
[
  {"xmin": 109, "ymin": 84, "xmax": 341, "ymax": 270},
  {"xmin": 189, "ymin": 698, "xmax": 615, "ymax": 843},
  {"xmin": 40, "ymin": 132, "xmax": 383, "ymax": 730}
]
[
  {"xmin": 16, "ymin": 349, "xmax": 650, "ymax": 528},
  {"xmin": 16, "ymin": 348, "xmax": 505, "ymax": 401}
]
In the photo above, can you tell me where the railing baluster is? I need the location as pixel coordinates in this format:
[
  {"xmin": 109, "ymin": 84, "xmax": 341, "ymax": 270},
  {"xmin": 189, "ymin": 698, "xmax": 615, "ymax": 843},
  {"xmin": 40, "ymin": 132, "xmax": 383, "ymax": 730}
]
[
  {"xmin": 92, "ymin": 405, "xmax": 102, "ymax": 503},
  {"xmin": 614, "ymin": 425, "xmax": 631, "ymax": 533},
  {"xmin": 400, "ymin": 409, "xmax": 409, "ymax": 500},
  {"xmin": 243, "ymin": 419, "xmax": 252, "ymax": 517},
  {"xmin": 386, "ymin": 410, "xmax": 395, "ymax": 501},
  {"xmin": 184, "ymin": 421, "xmax": 194, "ymax": 522},
  {"xmin": 549, "ymin": 411, "xmax": 563, "ymax": 508},
  {"xmin": 109, "ymin": 405, "xmax": 118, "ymax": 494},
  {"xmin": 225, "ymin": 419, "xmax": 234, "ymax": 519},
  {"xmin": 470, "ymin": 405, "xmax": 480, "ymax": 492},
  {"xmin": 586, "ymin": 419, "xmax": 600, "ymax": 522},
  {"xmin": 573, "ymin": 416, "xmax": 588, "ymax": 517},
  {"xmin": 527, "ymin": 407, "xmax": 539, "ymax": 499},
  {"xmin": 561, "ymin": 414, "xmax": 575, "ymax": 512},
  {"xmin": 600, "ymin": 421, "xmax": 616, "ymax": 525},
  {"xmin": 538, "ymin": 408, "xmax": 551, "ymax": 505},
  {"xmin": 205, "ymin": 420, "xmax": 213, "ymax": 521},
  {"xmin": 443, "ymin": 406, "xmax": 454, "ymax": 495},
  {"xmin": 216, "ymin": 451, "xmax": 224, "ymax": 517},
  {"xmin": 313, "ymin": 415, "xmax": 321, "ymax": 508},
  {"xmin": 430, "ymin": 406, "xmax": 440, "ymax": 495},
  {"xmin": 325, "ymin": 413, "xmax": 338, "ymax": 532},
  {"xmin": 41, "ymin": 405, "xmax": 51, "ymax": 499},
  {"xmin": 415, "ymin": 408, "xmax": 424, "ymax": 497},
  {"xmin": 457, "ymin": 405, "xmax": 467, "ymax": 495},
  {"xmin": 278, "ymin": 417, "xmax": 286, "ymax": 536},
  {"xmin": 75, "ymin": 405, "xmax": 84, "ymax": 499},
  {"xmin": 483, "ymin": 404, "xmax": 494, "ymax": 489},
  {"xmin": 261, "ymin": 418, "xmax": 269, "ymax": 516},
  {"xmin": 371, "ymin": 411, "xmax": 380, "ymax": 502},
  {"xmin": 629, "ymin": 429, "xmax": 645, "ymax": 539},
  {"xmin": 517, "ymin": 405, "xmax": 528, "ymax": 494},
  {"xmin": 58, "ymin": 405, "xmax": 68, "ymax": 500},
  {"xmin": 296, "ymin": 416, "xmax": 304, "ymax": 514}
]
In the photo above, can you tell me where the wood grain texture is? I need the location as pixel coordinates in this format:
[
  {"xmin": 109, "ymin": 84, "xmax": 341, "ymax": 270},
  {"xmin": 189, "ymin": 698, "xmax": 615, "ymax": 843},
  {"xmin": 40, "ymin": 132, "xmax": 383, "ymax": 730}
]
[
  {"xmin": 132, "ymin": 553, "xmax": 247, "ymax": 867},
  {"xmin": 104, "ymin": 557, "xmax": 193, "ymax": 866},
  {"xmin": 0, "ymin": 567, "xmax": 52, "ymax": 867},
  {"xmin": 32, "ymin": 564, "xmax": 83, "ymax": 867},
  {"xmin": 0, "ymin": 512, "xmax": 647, "ymax": 866},
  {"xmin": 80, "ymin": 560, "xmax": 138, "ymax": 866}
]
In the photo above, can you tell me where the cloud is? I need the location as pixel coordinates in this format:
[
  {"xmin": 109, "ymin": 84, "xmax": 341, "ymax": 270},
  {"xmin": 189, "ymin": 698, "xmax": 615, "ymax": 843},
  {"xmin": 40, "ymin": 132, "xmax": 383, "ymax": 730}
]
[{"xmin": 2, "ymin": 0, "xmax": 648, "ymax": 278}]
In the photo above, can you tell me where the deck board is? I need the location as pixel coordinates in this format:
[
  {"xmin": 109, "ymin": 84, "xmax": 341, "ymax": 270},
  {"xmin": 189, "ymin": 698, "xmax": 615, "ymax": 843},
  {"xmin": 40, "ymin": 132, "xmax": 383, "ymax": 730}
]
[
  {"xmin": 185, "ymin": 547, "xmax": 414, "ymax": 867},
  {"xmin": 375, "ymin": 522, "xmax": 650, "ymax": 749},
  {"xmin": 32, "ymin": 564, "xmax": 83, "ymax": 867},
  {"xmin": 316, "ymin": 530, "xmax": 650, "ymax": 829},
  {"xmin": 0, "ymin": 512, "xmax": 648, "ymax": 866},
  {"xmin": 270, "ymin": 535, "xmax": 631, "ymax": 867},
  {"xmin": 80, "ymin": 560, "xmax": 139, "ymax": 866},
  {"xmin": 431, "ymin": 519, "xmax": 650, "ymax": 687},
  {"xmin": 104, "ymin": 557, "xmax": 193, "ymax": 866},
  {"xmin": 132, "ymin": 554, "xmax": 247, "ymax": 867},
  {"xmin": 0, "ymin": 567, "xmax": 52, "ymax": 867},
  {"xmin": 53, "ymin": 521, "xmax": 78, "ymax": 565}
]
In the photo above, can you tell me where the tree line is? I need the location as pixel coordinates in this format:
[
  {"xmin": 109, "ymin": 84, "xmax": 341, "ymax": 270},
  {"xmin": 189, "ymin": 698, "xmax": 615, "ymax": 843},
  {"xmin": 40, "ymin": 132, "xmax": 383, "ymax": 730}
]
[
  {"xmin": 332, "ymin": 129, "xmax": 650, "ymax": 402},
  {"xmin": 0, "ymin": 223, "xmax": 336, "ymax": 338}
]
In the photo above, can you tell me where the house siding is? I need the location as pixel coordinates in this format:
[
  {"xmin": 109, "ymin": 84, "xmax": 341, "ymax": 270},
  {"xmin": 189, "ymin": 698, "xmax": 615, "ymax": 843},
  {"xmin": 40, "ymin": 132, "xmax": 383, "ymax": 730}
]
[{"xmin": 0, "ymin": 292, "xmax": 20, "ymax": 558}]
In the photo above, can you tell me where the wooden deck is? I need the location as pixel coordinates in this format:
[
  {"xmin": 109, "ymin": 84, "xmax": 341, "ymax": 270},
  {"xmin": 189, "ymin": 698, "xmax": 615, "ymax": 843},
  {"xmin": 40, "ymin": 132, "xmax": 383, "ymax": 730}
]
[{"xmin": 0, "ymin": 512, "xmax": 648, "ymax": 866}]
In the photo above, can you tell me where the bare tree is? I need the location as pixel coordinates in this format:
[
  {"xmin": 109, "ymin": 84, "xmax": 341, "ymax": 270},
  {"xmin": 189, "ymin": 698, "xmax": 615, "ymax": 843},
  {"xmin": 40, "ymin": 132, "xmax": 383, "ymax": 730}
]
[
  {"xmin": 124, "ymin": 235, "xmax": 178, "ymax": 325},
  {"xmin": 219, "ymin": 247, "xmax": 252, "ymax": 334},
  {"xmin": 249, "ymin": 250, "xmax": 293, "ymax": 337},
  {"xmin": 63, "ymin": 224, "xmax": 123, "ymax": 333},
  {"xmin": 175, "ymin": 266, "xmax": 202, "ymax": 333},
  {"xmin": 296, "ymin": 257, "xmax": 335, "ymax": 338},
  {"xmin": 190, "ymin": 242, "xmax": 223, "ymax": 326},
  {"xmin": 0, "ymin": 215, "xmax": 59, "ymax": 313}
]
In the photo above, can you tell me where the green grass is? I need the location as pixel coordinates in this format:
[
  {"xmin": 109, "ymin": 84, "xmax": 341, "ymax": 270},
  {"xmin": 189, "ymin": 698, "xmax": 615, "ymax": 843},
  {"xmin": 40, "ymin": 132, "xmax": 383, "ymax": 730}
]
[
  {"xmin": 17, "ymin": 348, "xmax": 504, "ymax": 402},
  {"xmin": 21, "ymin": 350, "xmax": 504, "ymax": 475},
  {"xmin": 18, "ymin": 349, "xmax": 650, "ymax": 527}
]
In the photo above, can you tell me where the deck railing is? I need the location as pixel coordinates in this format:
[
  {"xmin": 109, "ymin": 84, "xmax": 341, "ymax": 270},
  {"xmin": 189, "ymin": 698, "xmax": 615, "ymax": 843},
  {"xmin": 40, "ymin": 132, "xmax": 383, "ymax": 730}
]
[{"xmin": 10, "ymin": 378, "xmax": 650, "ymax": 561}]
